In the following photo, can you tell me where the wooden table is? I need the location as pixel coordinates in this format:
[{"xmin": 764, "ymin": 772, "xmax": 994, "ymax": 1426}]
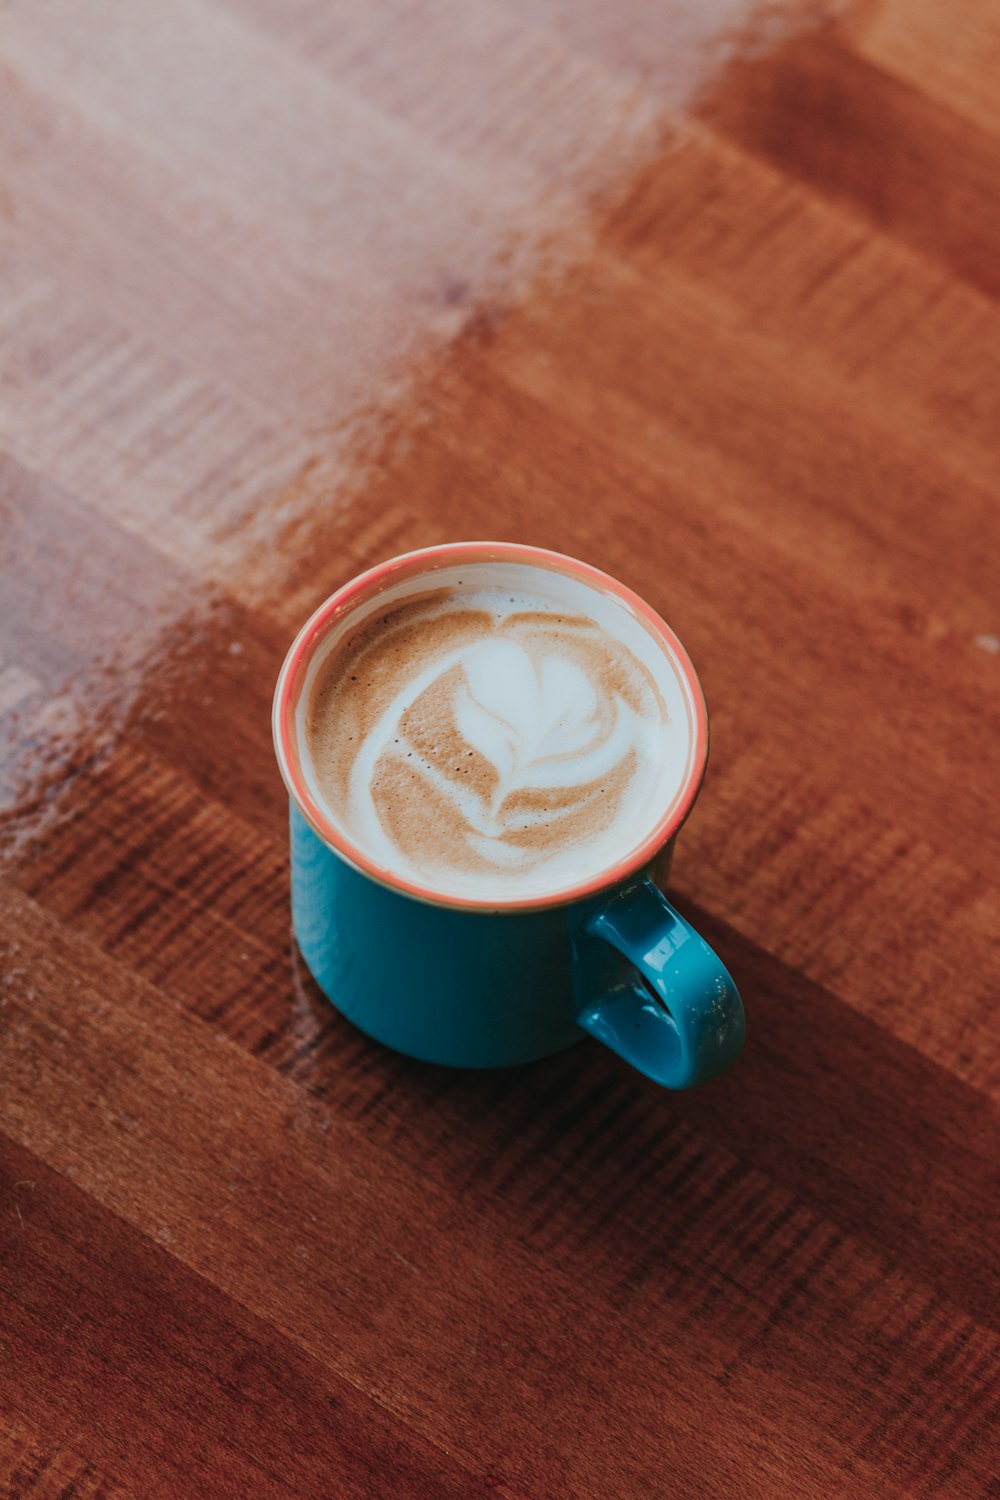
[{"xmin": 1, "ymin": 1, "xmax": 997, "ymax": 1495}]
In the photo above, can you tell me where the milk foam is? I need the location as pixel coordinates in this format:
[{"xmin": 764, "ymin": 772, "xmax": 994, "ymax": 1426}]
[{"xmin": 303, "ymin": 567, "xmax": 693, "ymax": 902}]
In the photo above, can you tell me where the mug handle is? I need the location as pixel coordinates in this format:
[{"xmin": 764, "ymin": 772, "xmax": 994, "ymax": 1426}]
[{"xmin": 570, "ymin": 876, "xmax": 745, "ymax": 1089}]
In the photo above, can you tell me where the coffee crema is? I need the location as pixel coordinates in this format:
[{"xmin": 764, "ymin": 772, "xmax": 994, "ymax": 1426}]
[{"xmin": 305, "ymin": 583, "xmax": 683, "ymax": 901}]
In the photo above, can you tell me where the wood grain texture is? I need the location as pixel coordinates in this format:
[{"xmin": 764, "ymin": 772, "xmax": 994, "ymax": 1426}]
[{"xmin": 1, "ymin": 0, "xmax": 998, "ymax": 1496}]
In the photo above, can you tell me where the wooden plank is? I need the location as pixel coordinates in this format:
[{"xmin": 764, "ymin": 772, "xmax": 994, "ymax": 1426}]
[
  {"xmin": 843, "ymin": 0, "xmax": 1000, "ymax": 136},
  {"xmin": 0, "ymin": 1140, "xmax": 494, "ymax": 1500},
  {"xmin": 0, "ymin": 1409, "xmax": 125, "ymax": 1500},
  {"xmin": 2, "ymin": 884, "xmax": 997, "ymax": 1497},
  {"xmin": 222, "ymin": 0, "xmax": 657, "ymax": 194},
  {"xmin": 699, "ymin": 26, "xmax": 1000, "ymax": 299},
  {"xmin": 607, "ymin": 125, "xmax": 1000, "ymax": 470}
]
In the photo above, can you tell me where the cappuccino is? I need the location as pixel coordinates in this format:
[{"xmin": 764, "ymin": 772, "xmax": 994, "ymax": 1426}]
[{"xmin": 302, "ymin": 562, "xmax": 694, "ymax": 902}]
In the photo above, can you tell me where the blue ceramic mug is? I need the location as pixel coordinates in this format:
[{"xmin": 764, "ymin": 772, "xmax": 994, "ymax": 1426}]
[{"xmin": 273, "ymin": 543, "xmax": 744, "ymax": 1088}]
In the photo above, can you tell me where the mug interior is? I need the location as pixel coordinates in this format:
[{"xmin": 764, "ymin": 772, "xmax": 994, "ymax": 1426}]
[{"xmin": 273, "ymin": 543, "xmax": 708, "ymax": 911}]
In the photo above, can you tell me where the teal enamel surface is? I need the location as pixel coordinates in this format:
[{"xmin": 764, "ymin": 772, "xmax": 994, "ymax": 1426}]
[
  {"xmin": 291, "ymin": 804, "xmax": 582, "ymax": 1068},
  {"xmin": 290, "ymin": 805, "xmax": 744, "ymax": 1085},
  {"xmin": 571, "ymin": 876, "xmax": 745, "ymax": 1088}
]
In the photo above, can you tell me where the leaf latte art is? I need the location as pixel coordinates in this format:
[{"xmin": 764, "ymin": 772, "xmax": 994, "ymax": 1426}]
[{"xmin": 307, "ymin": 586, "xmax": 677, "ymax": 900}]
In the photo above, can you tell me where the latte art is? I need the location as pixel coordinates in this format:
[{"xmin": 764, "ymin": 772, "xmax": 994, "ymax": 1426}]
[
  {"xmin": 306, "ymin": 582, "xmax": 685, "ymax": 900},
  {"xmin": 352, "ymin": 631, "xmax": 652, "ymax": 872}
]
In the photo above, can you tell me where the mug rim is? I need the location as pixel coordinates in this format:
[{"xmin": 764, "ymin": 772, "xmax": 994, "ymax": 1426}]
[{"xmin": 272, "ymin": 542, "xmax": 709, "ymax": 912}]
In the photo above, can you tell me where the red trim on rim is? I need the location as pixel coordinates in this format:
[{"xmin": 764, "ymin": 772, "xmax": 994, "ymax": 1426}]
[{"xmin": 272, "ymin": 542, "xmax": 709, "ymax": 912}]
